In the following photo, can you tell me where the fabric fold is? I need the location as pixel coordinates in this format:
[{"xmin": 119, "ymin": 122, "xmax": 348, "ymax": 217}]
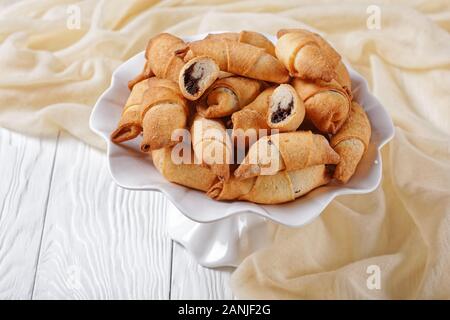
[{"xmin": 0, "ymin": 0, "xmax": 449, "ymax": 299}]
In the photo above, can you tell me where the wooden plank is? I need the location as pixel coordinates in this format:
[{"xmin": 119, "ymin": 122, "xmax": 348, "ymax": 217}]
[
  {"xmin": 32, "ymin": 132, "xmax": 172, "ymax": 299},
  {"xmin": 0, "ymin": 128, "xmax": 58, "ymax": 299},
  {"xmin": 170, "ymin": 242, "xmax": 235, "ymax": 300}
]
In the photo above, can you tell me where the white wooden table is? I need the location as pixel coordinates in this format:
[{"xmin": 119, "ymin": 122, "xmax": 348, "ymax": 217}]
[{"xmin": 0, "ymin": 128, "xmax": 234, "ymax": 299}]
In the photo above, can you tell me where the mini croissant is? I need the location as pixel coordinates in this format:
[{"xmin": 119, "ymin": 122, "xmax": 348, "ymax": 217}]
[
  {"xmin": 234, "ymin": 131, "xmax": 340, "ymax": 180},
  {"xmin": 331, "ymin": 101, "xmax": 371, "ymax": 183},
  {"xmin": 140, "ymin": 78, "xmax": 189, "ymax": 152},
  {"xmin": 180, "ymin": 38, "xmax": 289, "ymax": 84},
  {"xmin": 208, "ymin": 165, "xmax": 330, "ymax": 204},
  {"xmin": 191, "ymin": 114, "xmax": 233, "ymax": 180},
  {"xmin": 275, "ymin": 28, "xmax": 341, "ymax": 82},
  {"xmin": 206, "ymin": 30, "xmax": 276, "ymax": 56},
  {"xmin": 292, "ymin": 62, "xmax": 352, "ymax": 134},
  {"xmin": 145, "ymin": 33, "xmax": 187, "ymax": 83},
  {"xmin": 111, "ymin": 79, "xmax": 149, "ymax": 143},
  {"xmin": 152, "ymin": 147, "xmax": 218, "ymax": 192},
  {"xmin": 197, "ymin": 76, "xmax": 262, "ymax": 118}
]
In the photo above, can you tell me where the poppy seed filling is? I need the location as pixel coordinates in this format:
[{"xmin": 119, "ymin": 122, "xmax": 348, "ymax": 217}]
[
  {"xmin": 325, "ymin": 164, "xmax": 336, "ymax": 176},
  {"xmin": 184, "ymin": 62, "xmax": 204, "ymax": 95},
  {"xmin": 271, "ymin": 98, "xmax": 294, "ymax": 123}
]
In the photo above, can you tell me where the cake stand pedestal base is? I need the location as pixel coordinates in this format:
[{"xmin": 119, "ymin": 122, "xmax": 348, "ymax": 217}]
[{"xmin": 167, "ymin": 201, "xmax": 278, "ymax": 268}]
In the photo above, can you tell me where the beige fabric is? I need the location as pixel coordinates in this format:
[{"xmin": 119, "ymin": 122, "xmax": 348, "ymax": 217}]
[{"xmin": 0, "ymin": 0, "xmax": 449, "ymax": 299}]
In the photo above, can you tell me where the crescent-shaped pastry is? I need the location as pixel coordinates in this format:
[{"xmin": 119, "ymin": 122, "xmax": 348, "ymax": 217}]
[
  {"xmin": 206, "ymin": 30, "xmax": 276, "ymax": 56},
  {"xmin": 180, "ymin": 38, "xmax": 289, "ymax": 84},
  {"xmin": 292, "ymin": 62, "xmax": 352, "ymax": 134},
  {"xmin": 191, "ymin": 114, "xmax": 233, "ymax": 180},
  {"xmin": 275, "ymin": 28, "xmax": 341, "ymax": 81},
  {"xmin": 111, "ymin": 79, "xmax": 149, "ymax": 143},
  {"xmin": 197, "ymin": 76, "xmax": 262, "ymax": 118},
  {"xmin": 208, "ymin": 165, "xmax": 330, "ymax": 204},
  {"xmin": 234, "ymin": 131, "xmax": 340, "ymax": 180},
  {"xmin": 330, "ymin": 101, "xmax": 371, "ymax": 183},
  {"xmin": 140, "ymin": 78, "xmax": 189, "ymax": 152},
  {"xmin": 152, "ymin": 147, "xmax": 218, "ymax": 192},
  {"xmin": 145, "ymin": 33, "xmax": 187, "ymax": 83}
]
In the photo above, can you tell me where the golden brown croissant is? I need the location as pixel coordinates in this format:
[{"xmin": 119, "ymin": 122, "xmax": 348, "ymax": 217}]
[
  {"xmin": 208, "ymin": 165, "xmax": 330, "ymax": 204},
  {"xmin": 145, "ymin": 33, "xmax": 187, "ymax": 83},
  {"xmin": 206, "ymin": 31, "xmax": 276, "ymax": 56},
  {"xmin": 191, "ymin": 114, "xmax": 233, "ymax": 180},
  {"xmin": 180, "ymin": 38, "xmax": 289, "ymax": 84},
  {"xmin": 275, "ymin": 28, "xmax": 341, "ymax": 82},
  {"xmin": 234, "ymin": 131, "xmax": 340, "ymax": 180},
  {"xmin": 111, "ymin": 79, "xmax": 149, "ymax": 143},
  {"xmin": 178, "ymin": 56, "xmax": 220, "ymax": 100},
  {"xmin": 231, "ymin": 87, "xmax": 274, "ymax": 145},
  {"xmin": 266, "ymin": 84, "xmax": 305, "ymax": 132},
  {"xmin": 140, "ymin": 78, "xmax": 189, "ymax": 152},
  {"xmin": 197, "ymin": 76, "xmax": 262, "ymax": 118},
  {"xmin": 152, "ymin": 147, "xmax": 218, "ymax": 192},
  {"xmin": 331, "ymin": 101, "xmax": 371, "ymax": 183},
  {"xmin": 292, "ymin": 62, "xmax": 352, "ymax": 134}
]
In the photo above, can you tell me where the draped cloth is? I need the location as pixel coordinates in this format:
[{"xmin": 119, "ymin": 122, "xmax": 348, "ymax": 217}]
[{"xmin": 1, "ymin": 0, "xmax": 449, "ymax": 299}]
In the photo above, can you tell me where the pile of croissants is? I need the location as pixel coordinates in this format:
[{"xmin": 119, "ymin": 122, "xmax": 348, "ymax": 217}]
[{"xmin": 111, "ymin": 29, "xmax": 371, "ymax": 205}]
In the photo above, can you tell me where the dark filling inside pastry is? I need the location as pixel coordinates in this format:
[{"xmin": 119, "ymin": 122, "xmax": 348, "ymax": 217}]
[
  {"xmin": 183, "ymin": 62, "xmax": 204, "ymax": 95},
  {"xmin": 325, "ymin": 164, "xmax": 336, "ymax": 176},
  {"xmin": 271, "ymin": 99, "xmax": 293, "ymax": 123}
]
